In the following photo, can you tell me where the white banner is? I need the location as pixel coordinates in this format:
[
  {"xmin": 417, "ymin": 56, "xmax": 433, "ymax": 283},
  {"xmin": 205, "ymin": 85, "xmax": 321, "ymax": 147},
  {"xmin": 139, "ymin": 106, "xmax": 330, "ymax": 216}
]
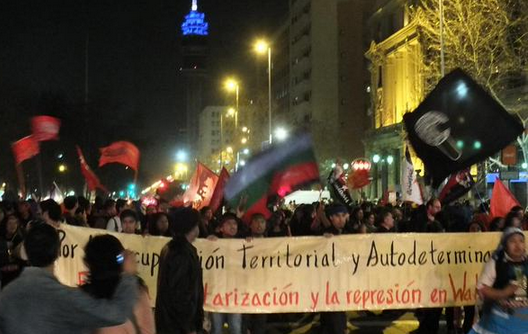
[{"xmin": 56, "ymin": 225, "xmax": 512, "ymax": 313}]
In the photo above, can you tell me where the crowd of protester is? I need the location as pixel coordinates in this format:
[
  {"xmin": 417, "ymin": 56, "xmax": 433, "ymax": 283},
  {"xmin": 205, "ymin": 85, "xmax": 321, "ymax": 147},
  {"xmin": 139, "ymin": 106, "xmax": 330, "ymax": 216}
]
[{"xmin": 0, "ymin": 193, "xmax": 527, "ymax": 334}]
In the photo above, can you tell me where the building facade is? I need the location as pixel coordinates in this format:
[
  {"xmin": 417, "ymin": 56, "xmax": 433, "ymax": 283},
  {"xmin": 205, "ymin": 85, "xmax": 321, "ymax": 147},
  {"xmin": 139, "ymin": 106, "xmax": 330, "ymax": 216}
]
[
  {"xmin": 270, "ymin": 0, "xmax": 371, "ymax": 162},
  {"xmin": 364, "ymin": 1, "xmax": 425, "ymax": 198},
  {"xmin": 180, "ymin": 0, "xmax": 209, "ymax": 156},
  {"xmin": 198, "ymin": 105, "xmax": 258, "ymax": 173},
  {"xmin": 363, "ymin": 0, "xmax": 528, "ymax": 201}
]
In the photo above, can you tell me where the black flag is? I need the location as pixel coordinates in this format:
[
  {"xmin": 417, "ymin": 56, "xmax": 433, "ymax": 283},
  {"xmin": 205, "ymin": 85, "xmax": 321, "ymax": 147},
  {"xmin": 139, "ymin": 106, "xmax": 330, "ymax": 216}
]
[
  {"xmin": 403, "ymin": 69, "xmax": 524, "ymax": 187},
  {"xmin": 328, "ymin": 163, "xmax": 353, "ymax": 207}
]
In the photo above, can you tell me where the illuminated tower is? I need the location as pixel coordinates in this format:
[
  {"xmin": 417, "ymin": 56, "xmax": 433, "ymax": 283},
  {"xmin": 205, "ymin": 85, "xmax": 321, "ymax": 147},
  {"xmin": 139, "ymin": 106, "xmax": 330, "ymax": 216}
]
[{"xmin": 180, "ymin": 0, "xmax": 209, "ymax": 154}]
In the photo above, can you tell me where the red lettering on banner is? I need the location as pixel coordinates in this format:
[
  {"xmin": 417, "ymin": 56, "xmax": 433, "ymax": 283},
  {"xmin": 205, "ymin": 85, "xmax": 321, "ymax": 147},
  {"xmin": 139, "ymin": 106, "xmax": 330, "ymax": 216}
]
[
  {"xmin": 78, "ymin": 271, "xmax": 89, "ymax": 285},
  {"xmin": 345, "ymin": 281, "xmax": 422, "ymax": 308},
  {"xmin": 430, "ymin": 288, "xmax": 447, "ymax": 304},
  {"xmin": 325, "ymin": 281, "xmax": 340, "ymax": 305},
  {"xmin": 449, "ymin": 272, "xmax": 474, "ymax": 302}
]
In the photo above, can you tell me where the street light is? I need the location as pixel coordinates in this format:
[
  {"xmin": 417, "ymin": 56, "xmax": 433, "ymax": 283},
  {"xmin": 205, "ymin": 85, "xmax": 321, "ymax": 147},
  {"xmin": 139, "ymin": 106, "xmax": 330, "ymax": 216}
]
[
  {"xmin": 253, "ymin": 39, "xmax": 272, "ymax": 144},
  {"xmin": 58, "ymin": 164, "xmax": 67, "ymax": 173},
  {"xmin": 175, "ymin": 150, "xmax": 188, "ymax": 162},
  {"xmin": 174, "ymin": 162, "xmax": 189, "ymax": 179},
  {"xmin": 274, "ymin": 127, "xmax": 288, "ymax": 142},
  {"xmin": 224, "ymin": 78, "xmax": 240, "ymax": 129}
]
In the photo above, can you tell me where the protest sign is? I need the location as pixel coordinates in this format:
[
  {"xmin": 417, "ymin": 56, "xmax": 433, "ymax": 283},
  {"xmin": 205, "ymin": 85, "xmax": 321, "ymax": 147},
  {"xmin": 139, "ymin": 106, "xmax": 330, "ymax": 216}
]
[{"xmin": 56, "ymin": 225, "xmax": 513, "ymax": 313}]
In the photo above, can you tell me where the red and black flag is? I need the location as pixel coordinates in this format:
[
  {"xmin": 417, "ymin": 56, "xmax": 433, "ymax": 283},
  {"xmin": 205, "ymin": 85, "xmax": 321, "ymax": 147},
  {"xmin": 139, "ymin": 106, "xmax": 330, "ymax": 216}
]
[
  {"xmin": 403, "ymin": 69, "xmax": 523, "ymax": 187},
  {"xmin": 438, "ymin": 169, "xmax": 475, "ymax": 205}
]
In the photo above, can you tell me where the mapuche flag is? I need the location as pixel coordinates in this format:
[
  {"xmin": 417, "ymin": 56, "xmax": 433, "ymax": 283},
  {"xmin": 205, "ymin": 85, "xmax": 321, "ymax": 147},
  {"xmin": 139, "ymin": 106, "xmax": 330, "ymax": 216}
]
[
  {"xmin": 183, "ymin": 162, "xmax": 219, "ymax": 209},
  {"xmin": 31, "ymin": 116, "xmax": 61, "ymax": 141},
  {"xmin": 328, "ymin": 163, "xmax": 353, "ymax": 207},
  {"xmin": 224, "ymin": 132, "xmax": 320, "ymax": 220},
  {"xmin": 76, "ymin": 146, "xmax": 108, "ymax": 193},
  {"xmin": 401, "ymin": 147, "xmax": 423, "ymax": 205},
  {"xmin": 12, "ymin": 136, "xmax": 40, "ymax": 165},
  {"xmin": 99, "ymin": 141, "xmax": 140, "ymax": 171},
  {"xmin": 403, "ymin": 69, "xmax": 524, "ymax": 187},
  {"xmin": 438, "ymin": 169, "xmax": 474, "ymax": 205}
]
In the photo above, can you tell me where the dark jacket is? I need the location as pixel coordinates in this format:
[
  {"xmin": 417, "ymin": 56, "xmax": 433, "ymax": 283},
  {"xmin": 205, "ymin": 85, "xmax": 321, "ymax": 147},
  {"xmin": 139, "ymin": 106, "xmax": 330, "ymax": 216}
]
[
  {"xmin": 155, "ymin": 236, "xmax": 204, "ymax": 334},
  {"xmin": 410, "ymin": 206, "xmax": 444, "ymax": 233},
  {"xmin": 376, "ymin": 225, "xmax": 392, "ymax": 233}
]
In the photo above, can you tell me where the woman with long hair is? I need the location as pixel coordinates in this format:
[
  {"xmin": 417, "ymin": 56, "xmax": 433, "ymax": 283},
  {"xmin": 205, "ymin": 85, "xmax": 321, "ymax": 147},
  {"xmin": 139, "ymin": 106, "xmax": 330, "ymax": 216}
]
[
  {"xmin": 469, "ymin": 227, "xmax": 528, "ymax": 334},
  {"xmin": 82, "ymin": 235, "xmax": 155, "ymax": 334},
  {"xmin": 149, "ymin": 212, "xmax": 171, "ymax": 237}
]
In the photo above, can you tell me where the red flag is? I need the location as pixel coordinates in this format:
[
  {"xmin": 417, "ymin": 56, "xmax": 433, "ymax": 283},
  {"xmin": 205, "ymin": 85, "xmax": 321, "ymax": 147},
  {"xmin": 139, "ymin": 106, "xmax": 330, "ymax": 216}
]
[
  {"xmin": 76, "ymin": 146, "xmax": 108, "ymax": 193},
  {"xmin": 99, "ymin": 141, "xmax": 140, "ymax": 171},
  {"xmin": 12, "ymin": 136, "xmax": 40, "ymax": 165},
  {"xmin": 31, "ymin": 116, "xmax": 61, "ymax": 141},
  {"xmin": 490, "ymin": 178, "xmax": 521, "ymax": 218},
  {"xmin": 183, "ymin": 163, "xmax": 219, "ymax": 209},
  {"xmin": 209, "ymin": 167, "xmax": 230, "ymax": 212}
]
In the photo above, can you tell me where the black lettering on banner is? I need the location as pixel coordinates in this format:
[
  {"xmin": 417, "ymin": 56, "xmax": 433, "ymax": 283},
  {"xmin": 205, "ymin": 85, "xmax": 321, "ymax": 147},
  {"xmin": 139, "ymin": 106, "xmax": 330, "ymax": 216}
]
[{"xmin": 199, "ymin": 248, "xmax": 225, "ymax": 270}]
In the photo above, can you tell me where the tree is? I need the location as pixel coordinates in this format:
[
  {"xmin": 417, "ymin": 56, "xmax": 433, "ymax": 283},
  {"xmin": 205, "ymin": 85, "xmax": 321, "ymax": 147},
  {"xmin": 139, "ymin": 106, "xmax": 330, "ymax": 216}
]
[{"xmin": 414, "ymin": 0, "xmax": 527, "ymax": 98}]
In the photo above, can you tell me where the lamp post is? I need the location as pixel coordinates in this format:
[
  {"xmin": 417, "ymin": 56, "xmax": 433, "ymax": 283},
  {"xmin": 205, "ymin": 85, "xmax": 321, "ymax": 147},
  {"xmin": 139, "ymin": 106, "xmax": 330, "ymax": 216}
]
[{"xmin": 254, "ymin": 39, "xmax": 272, "ymax": 145}]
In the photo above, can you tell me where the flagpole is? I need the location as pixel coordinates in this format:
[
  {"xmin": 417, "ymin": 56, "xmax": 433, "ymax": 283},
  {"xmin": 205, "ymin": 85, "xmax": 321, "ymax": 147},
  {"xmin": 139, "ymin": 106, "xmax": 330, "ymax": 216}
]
[
  {"xmin": 133, "ymin": 169, "xmax": 138, "ymax": 189},
  {"xmin": 15, "ymin": 164, "xmax": 26, "ymax": 199},
  {"xmin": 36, "ymin": 154, "xmax": 44, "ymax": 200},
  {"xmin": 439, "ymin": 0, "xmax": 445, "ymax": 77}
]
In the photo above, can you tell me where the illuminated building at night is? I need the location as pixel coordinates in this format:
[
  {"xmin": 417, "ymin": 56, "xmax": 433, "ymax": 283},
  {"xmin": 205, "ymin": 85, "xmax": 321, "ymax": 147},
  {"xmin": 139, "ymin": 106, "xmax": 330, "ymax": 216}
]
[{"xmin": 180, "ymin": 0, "xmax": 209, "ymax": 155}]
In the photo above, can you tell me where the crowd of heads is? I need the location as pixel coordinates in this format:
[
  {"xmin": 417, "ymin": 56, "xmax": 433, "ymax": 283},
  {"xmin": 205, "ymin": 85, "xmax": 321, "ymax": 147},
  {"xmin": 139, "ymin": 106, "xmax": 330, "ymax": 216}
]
[{"xmin": 1, "ymin": 193, "xmax": 528, "ymax": 290}]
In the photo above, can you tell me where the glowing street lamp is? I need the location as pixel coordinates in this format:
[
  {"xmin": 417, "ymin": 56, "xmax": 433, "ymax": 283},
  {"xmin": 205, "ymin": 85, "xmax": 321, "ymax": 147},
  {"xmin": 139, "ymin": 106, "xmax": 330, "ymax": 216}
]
[
  {"xmin": 253, "ymin": 38, "xmax": 272, "ymax": 144},
  {"xmin": 175, "ymin": 150, "xmax": 188, "ymax": 162},
  {"xmin": 254, "ymin": 40, "xmax": 269, "ymax": 54},
  {"xmin": 174, "ymin": 162, "xmax": 189, "ymax": 179},
  {"xmin": 224, "ymin": 79, "xmax": 237, "ymax": 91},
  {"xmin": 58, "ymin": 164, "xmax": 67, "ymax": 173},
  {"xmin": 224, "ymin": 78, "xmax": 240, "ymax": 129},
  {"xmin": 274, "ymin": 127, "xmax": 288, "ymax": 142}
]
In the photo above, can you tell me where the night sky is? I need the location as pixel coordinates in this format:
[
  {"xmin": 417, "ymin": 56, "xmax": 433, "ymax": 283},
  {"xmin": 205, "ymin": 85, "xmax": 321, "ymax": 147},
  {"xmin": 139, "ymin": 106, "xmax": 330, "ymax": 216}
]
[{"xmin": 0, "ymin": 0, "xmax": 287, "ymax": 194}]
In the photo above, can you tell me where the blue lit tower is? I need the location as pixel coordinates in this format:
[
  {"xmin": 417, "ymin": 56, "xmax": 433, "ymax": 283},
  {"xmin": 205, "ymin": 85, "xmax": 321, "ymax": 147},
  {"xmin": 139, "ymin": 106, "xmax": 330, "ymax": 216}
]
[{"xmin": 180, "ymin": 0, "xmax": 209, "ymax": 154}]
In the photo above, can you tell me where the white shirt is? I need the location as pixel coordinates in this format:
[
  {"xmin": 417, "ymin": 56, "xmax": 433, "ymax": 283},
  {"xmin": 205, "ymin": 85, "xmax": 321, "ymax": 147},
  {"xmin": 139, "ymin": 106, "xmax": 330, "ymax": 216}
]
[
  {"xmin": 478, "ymin": 258, "xmax": 497, "ymax": 290},
  {"xmin": 478, "ymin": 254, "xmax": 527, "ymax": 298},
  {"xmin": 106, "ymin": 216, "xmax": 122, "ymax": 233}
]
